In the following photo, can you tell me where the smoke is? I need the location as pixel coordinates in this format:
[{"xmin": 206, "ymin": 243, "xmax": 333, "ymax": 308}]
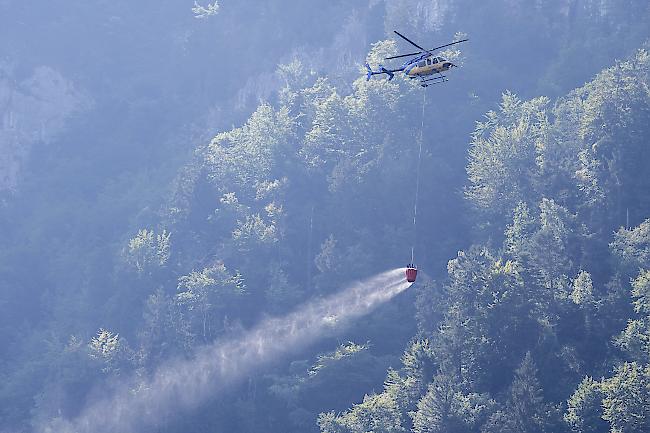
[{"xmin": 41, "ymin": 268, "xmax": 411, "ymax": 433}]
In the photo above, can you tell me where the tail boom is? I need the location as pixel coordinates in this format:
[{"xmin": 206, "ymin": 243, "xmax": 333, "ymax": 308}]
[{"xmin": 365, "ymin": 63, "xmax": 402, "ymax": 81}]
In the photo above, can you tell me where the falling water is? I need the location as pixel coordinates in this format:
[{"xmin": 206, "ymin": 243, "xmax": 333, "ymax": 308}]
[{"xmin": 42, "ymin": 268, "xmax": 411, "ymax": 433}]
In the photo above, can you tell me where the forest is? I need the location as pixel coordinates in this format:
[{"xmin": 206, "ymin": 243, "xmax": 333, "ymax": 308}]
[{"xmin": 1, "ymin": 1, "xmax": 650, "ymax": 432}]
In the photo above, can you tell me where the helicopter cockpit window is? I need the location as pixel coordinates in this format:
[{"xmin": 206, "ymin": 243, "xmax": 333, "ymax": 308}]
[
  {"xmin": 418, "ymin": 60, "xmax": 426, "ymax": 67},
  {"xmin": 426, "ymin": 58, "xmax": 432, "ymax": 65}
]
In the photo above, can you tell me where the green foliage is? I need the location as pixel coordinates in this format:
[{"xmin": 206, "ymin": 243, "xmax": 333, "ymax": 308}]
[
  {"xmin": 176, "ymin": 263, "xmax": 245, "ymax": 341},
  {"xmin": 296, "ymin": 64, "xmax": 416, "ymax": 193},
  {"xmin": 600, "ymin": 362, "xmax": 650, "ymax": 433},
  {"xmin": 192, "ymin": 1, "xmax": 219, "ymax": 19},
  {"xmin": 265, "ymin": 261, "xmax": 302, "ymax": 310},
  {"xmin": 124, "ymin": 228, "xmax": 171, "ymax": 274},
  {"xmin": 302, "ymin": 82, "xmax": 347, "ymax": 170},
  {"xmin": 531, "ymin": 198, "xmax": 577, "ymax": 289},
  {"xmin": 507, "ymin": 353, "xmax": 556, "ymax": 433},
  {"xmin": 88, "ymin": 329, "xmax": 120, "ymax": 360},
  {"xmin": 269, "ymin": 341, "xmax": 395, "ymax": 432},
  {"xmin": 410, "ymin": 374, "xmax": 456, "ymax": 433},
  {"xmin": 482, "ymin": 353, "xmax": 558, "ymax": 433},
  {"xmin": 449, "ymin": 391, "xmax": 495, "ymax": 431},
  {"xmin": 565, "ymin": 376, "xmax": 607, "ymax": 433},
  {"xmin": 315, "ymin": 235, "xmax": 338, "ymax": 273},
  {"xmin": 566, "ymin": 357, "xmax": 650, "ymax": 432},
  {"xmin": 205, "ymin": 103, "xmax": 296, "ymax": 194},
  {"xmin": 411, "ymin": 374, "xmax": 495, "ymax": 433},
  {"xmin": 233, "ymin": 211, "xmax": 280, "ymax": 246},
  {"xmin": 504, "ymin": 201, "xmax": 536, "ymax": 262},
  {"xmin": 434, "ymin": 245, "xmax": 558, "ymax": 391},
  {"xmin": 138, "ymin": 289, "xmax": 193, "ymax": 365},
  {"xmin": 309, "ymin": 342, "xmax": 370, "ymax": 378},
  {"xmin": 317, "ymin": 340, "xmax": 441, "ymax": 433},
  {"xmin": 466, "ymin": 92, "xmax": 550, "ymax": 219},
  {"xmin": 277, "ymin": 59, "xmax": 310, "ymax": 97},
  {"xmin": 615, "ymin": 268, "xmax": 650, "ymax": 364},
  {"xmin": 468, "ymin": 50, "xmax": 650, "ymax": 238},
  {"xmin": 88, "ymin": 328, "xmax": 133, "ymax": 375},
  {"xmin": 365, "ymin": 40, "xmax": 398, "ymax": 69},
  {"xmin": 571, "ymin": 271, "xmax": 595, "ymax": 307},
  {"xmin": 632, "ymin": 270, "xmax": 650, "ymax": 315},
  {"xmin": 615, "ymin": 318, "xmax": 650, "ymax": 364},
  {"xmin": 318, "ymin": 392, "xmax": 406, "ymax": 433},
  {"xmin": 401, "ymin": 339, "xmax": 436, "ymax": 396},
  {"xmin": 611, "ymin": 220, "xmax": 650, "ymax": 275},
  {"xmin": 567, "ymin": 220, "xmax": 650, "ymax": 432}
]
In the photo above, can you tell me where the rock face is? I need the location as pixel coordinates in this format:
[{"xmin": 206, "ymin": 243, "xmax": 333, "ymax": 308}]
[{"xmin": 0, "ymin": 65, "xmax": 89, "ymax": 192}]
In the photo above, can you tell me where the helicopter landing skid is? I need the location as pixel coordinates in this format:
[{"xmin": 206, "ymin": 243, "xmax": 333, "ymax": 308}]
[{"xmin": 420, "ymin": 75, "xmax": 447, "ymax": 87}]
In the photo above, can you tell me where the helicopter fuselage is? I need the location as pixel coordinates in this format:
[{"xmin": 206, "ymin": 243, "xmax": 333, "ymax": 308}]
[{"xmin": 403, "ymin": 55, "xmax": 454, "ymax": 78}]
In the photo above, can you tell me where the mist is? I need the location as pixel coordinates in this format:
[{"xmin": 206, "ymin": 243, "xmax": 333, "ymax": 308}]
[{"xmin": 41, "ymin": 269, "xmax": 411, "ymax": 433}]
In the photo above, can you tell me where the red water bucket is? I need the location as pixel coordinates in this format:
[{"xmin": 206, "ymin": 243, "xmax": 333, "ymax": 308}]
[{"xmin": 406, "ymin": 267, "xmax": 417, "ymax": 283}]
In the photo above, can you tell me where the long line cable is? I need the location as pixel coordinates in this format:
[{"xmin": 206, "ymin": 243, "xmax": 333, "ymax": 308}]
[{"xmin": 411, "ymin": 91, "xmax": 426, "ymax": 264}]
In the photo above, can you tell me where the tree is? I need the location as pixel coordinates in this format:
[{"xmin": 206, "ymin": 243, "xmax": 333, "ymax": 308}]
[
  {"xmin": 565, "ymin": 376, "xmax": 607, "ymax": 433},
  {"xmin": 466, "ymin": 92, "xmax": 549, "ymax": 223},
  {"xmin": 401, "ymin": 339, "xmax": 436, "ymax": 398},
  {"xmin": 504, "ymin": 201, "xmax": 536, "ymax": 263},
  {"xmin": 88, "ymin": 328, "xmax": 133, "ymax": 375},
  {"xmin": 600, "ymin": 362, "xmax": 650, "ymax": 433},
  {"xmin": 204, "ymin": 103, "xmax": 296, "ymax": 197},
  {"xmin": 611, "ymin": 219, "xmax": 650, "ymax": 276},
  {"xmin": 318, "ymin": 392, "xmax": 406, "ymax": 433},
  {"xmin": 411, "ymin": 374, "xmax": 457, "ymax": 433},
  {"xmin": 123, "ymin": 228, "xmax": 171, "ymax": 274},
  {"xmin": 176, "ymin": 263, "xmax": 245, "ymax": 341},
  {"xmin": 571, "ymin": 271, "xmax": 595, "ymax": 306},
  {"xmin": 485, "ymin": 353, "xmax": 556, "ymax": 433},
  {"xmin": 138, "ymin": 289, "xmax": 192, "ymax": 366}
]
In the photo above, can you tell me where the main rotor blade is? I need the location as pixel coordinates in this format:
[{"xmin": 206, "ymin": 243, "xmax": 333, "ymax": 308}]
[
  {"xmin": 385, "ymin": 51, "xmax": 423, "ymax": 60},
  {"xmin": 427, "ymin": 39, "xmax": 469, "ymax": 52},
  {"xmin": 393, "ymin": 30, "xmax": 427, "ymax": 51},
  {"xmin": 386, "ymin": 33, "xmax": 469, "ymax": 60}
]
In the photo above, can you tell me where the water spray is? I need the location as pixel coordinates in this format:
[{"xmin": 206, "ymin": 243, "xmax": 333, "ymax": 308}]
[{"xmin": 42, "ymin": 268, "xmax": 412, "ymax": 433}]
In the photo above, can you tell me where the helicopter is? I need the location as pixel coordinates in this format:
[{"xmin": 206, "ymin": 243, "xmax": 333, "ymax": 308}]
[{"xmin": 365, "ymin": 31, "xmax": 468, "ymax": 87}]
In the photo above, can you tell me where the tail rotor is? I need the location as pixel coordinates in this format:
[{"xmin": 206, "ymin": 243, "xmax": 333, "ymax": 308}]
[{"xmin": 365, "ymin": 63, "xmax": 373, "ymax": 81}]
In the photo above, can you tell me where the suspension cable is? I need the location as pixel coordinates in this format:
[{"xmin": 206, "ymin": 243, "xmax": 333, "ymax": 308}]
[{"xmin": 411, "ymin": 91, "xmax": 426, "ymax": 265}]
